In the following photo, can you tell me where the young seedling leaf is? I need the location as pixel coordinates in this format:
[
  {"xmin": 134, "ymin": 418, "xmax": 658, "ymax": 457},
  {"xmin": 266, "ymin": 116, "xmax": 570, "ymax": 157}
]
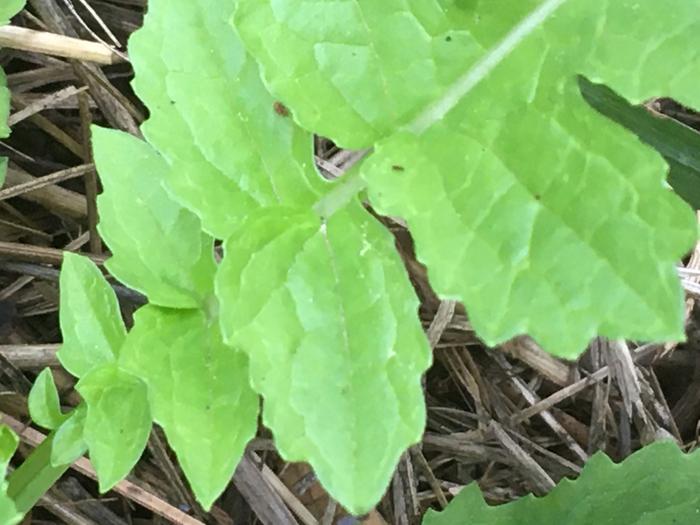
[
  {"xmin": 127, "ymin": 0, "xmax": 328, "ymax": 238},
  {"xmin": 92, "ymin": 127, "xmax": 216, "ymax": 308},
  {"xmin": 424, "ymin": 441, "xmax": 700, "ymax": 525},
  {"xmin": 28, "ymin": 368, "xmax": 65, "ymax": 430},
  {"xmin": 119, "ymin": 306, "xmax": 258, "ymax": 511},
  {"xmin": 216, "ymin": 203, "xmax": 431, "ymax": 514},
  {"xmin": 51, "ymin": 405, "xmax": 87, "ymax": 467},
  {"xmin": 0, "ymin": 493, "xmax": 21, "ymax": 525},
  {"xmin": 58, "ymin": 253, "xmax": 126, "ymax": 378},
  {"xmin": 77, "ymin": 364, "xmax": 151, "ymax": 493},
  {"xmin": 0, "ymin": 426, "xmax": 18, "ymax": 480},
  {"xmin": 0, "ymin": 425, "xmax": 20, "ymax": 525}
]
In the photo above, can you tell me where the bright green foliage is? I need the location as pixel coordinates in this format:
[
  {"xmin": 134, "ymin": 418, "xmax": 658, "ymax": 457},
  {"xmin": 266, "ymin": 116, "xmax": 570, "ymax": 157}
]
[
  {"xmin": 119, "ymin": 306, "xmax": 258, "ymax": 510},
  {"xmin": 424, "ymin": 441, "xmax": 700, "ymax": 525},
  {"xmin": 0, "ymin": 0, "xmax": 25, "ymax": 188},
  {"xmin": 92, "ymin": 127, "xmax": 216, "ymax": 308},
  {"xmin": 217, "ymin": 203, "xmax": 430, "ymax": 512},
  {"xmin": 58, "ymin": 253, "xmax": 126, "ymax": 378},
  {"xmin": 51, "ymin": 406, "xmax": 87, "ymax": 467},
  {"xmin": 235, "ymin": 0, "xmax": 698, "ymax": 357},
  {"xmin": 66, "ymin": 0, "xmax": 700, "ymax": 517},
  {"xmin": 128, "ymin": 0, "xmax": 329, "ymax": 238},
  {"xmin": 0, "ymin": 426, "xmax": 20, "ymax": 525},
  {"xmin": 83, "ymin": 0, "xmax": 434, "ymax": 514},
  {"xmin": 77, "ymin": 364, "xmax": 151, "ymax": 493},
  {"xmin": 28, "ymin": 369, "xmax": 65, "ymax": 430}
]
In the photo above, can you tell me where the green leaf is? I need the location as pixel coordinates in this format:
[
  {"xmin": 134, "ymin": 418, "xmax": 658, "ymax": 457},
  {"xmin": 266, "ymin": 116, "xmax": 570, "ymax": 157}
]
[
  {"xmin": 51, "ymin": 406, "xmax": 87, "ymax": 467},
  {"xmin": 578, "ymin": 76, "xmax": 700, "ymax": 210},
  {"xmin": 0, "ymin": 426, "xmax": 18, "ymax": 480},
  {"xmin": 424, "ymin": 441, "xmax": 700, "ymax": 525},
  {"xmin": 58, "ymin": 253, "xmax": 126, "ymax": 378},
  {"xmin": 92, "ymin": 126, "xmax": 216, "ymax": 308},
  {"xmin": 0, "ymin": 0, "xmax": 24, "ymax": 22},
  {"xmin": 28, "ymin": 369, "xmax": 65, "ymax": 430},
  {"xmin": 353, "ymin": 2, "xmax": 698, "ymax": 357},
  {"xmin": 0, "ymin": 495, "xmax": 21, "ymax": 525},
  {"xmin": 216, "ymin": 203, "xmax": 431, "ymax": 514},
  {"xmin": 77, "ymin": 364, "xmax": 151, "ymax": 492},
  {"xmin": 128, "ymin": 0, "xmax": 328, "ymax": 238},
  {"xmin": 234, "ymin": 2, "xmax": 700, "ymax": 357},
  {"xmin": 119, "ymin": 306, "xmax": 258, "ymax": 510}
]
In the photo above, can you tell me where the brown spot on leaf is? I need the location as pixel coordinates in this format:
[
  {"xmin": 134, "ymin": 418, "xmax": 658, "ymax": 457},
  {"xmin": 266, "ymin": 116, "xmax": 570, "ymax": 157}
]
[
  {"xmin": 391, "ymin": 165, "xmax": 405, "ymax": 172},
  {"xmin": 273, "ymin": 101, "xmax": 290, "ymax": 117}
]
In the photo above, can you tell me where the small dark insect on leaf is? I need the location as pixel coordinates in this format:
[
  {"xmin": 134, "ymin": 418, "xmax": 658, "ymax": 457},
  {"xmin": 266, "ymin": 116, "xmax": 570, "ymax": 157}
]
[
  {"xmin": 391, "ymin": 165, "xmax": 405, "ymax": 172},
  {"xmin": 273, "ymin": 101, "xmax": 290, "ymax": 117}
]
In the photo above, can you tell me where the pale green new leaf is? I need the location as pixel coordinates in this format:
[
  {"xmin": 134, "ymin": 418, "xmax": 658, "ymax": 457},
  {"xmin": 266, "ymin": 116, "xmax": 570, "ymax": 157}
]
[
  {"xmin": 58, "ymin": 253, "xmax": 126, "ymax": 378},
  {"xmin": 0, "ymin": 426, "xmax": 18, "ymax": 480},
  {"xmin": 92, "ymin": 126, "xmax": 216, "ymax": 308},
  {"xmin": 28, "ymin": 369, "xmax": 65, "ymax": 430},
  {"xmin": 51, "ymin": 406, "xmax": 87, "ymax": 467},
  {"xmin": 0, "ymin": 0, "xmax": 25, "ymax": 189},
  {"xmin": 0, "ymin": 425, "xmax": 20, "ymax": 525},
  {"xmin": 119, "ymin": 306, "xmax": 259, "ymax": 510},
  {"xmin": 424, "ymin": 441, "xmax": 700, "ymax": 525},
  {"xmin": 216, "ymin": 203, "xmax": 431, "ymax": 514},
  {"xmin": 77, "ymin": 364, "xmax": 151, "ymax": 492},
  {"xmin": 128, "ymin": 0, "xmax": 328, "ymax": 237}
]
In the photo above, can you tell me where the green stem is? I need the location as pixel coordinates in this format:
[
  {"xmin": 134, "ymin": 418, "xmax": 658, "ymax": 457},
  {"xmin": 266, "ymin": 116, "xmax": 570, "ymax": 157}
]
[{"xmin": 6, "ymin": 433, "xmax": 71, "ymax": 515}]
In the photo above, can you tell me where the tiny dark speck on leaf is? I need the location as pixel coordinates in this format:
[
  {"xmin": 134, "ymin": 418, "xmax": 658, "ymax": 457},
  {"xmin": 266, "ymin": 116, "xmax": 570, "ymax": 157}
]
[
  {"xmin": 391, "ymin": 165, "xmax": 405, "ymax": 172},
  {"xmin": 445, "ymin": 35, "xmax": 452, "ymax": 42},
  {"xmin": 534, "ymin": 194, "xmax": 541, "ymax": 201},
  {"xmin": 273, "ymin": 101, "xmax": 290, "ymax": 117}
]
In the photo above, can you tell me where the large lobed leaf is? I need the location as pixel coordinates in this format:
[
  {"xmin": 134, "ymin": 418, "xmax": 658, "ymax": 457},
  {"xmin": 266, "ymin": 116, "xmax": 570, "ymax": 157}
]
[
  {"xmin": 234, "ymin": 0, "xmax": 700, "ymax": 357},
  {"xmin": 424, "ymin": 441, "xmax": 700, "ymax": 525},
  {"xmin": 216, "ymin": 203, "xmax": 431, "ymax": 513},
  {"xmin": 119, "ymin": 306, "xmax": 259, "ymax": 510}
]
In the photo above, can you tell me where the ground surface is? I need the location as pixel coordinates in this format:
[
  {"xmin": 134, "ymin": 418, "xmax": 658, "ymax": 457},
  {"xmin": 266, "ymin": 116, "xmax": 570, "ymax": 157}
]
[{"xmin": 2, "ymin": 2, "xmax": 700, "ymax": 524}]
